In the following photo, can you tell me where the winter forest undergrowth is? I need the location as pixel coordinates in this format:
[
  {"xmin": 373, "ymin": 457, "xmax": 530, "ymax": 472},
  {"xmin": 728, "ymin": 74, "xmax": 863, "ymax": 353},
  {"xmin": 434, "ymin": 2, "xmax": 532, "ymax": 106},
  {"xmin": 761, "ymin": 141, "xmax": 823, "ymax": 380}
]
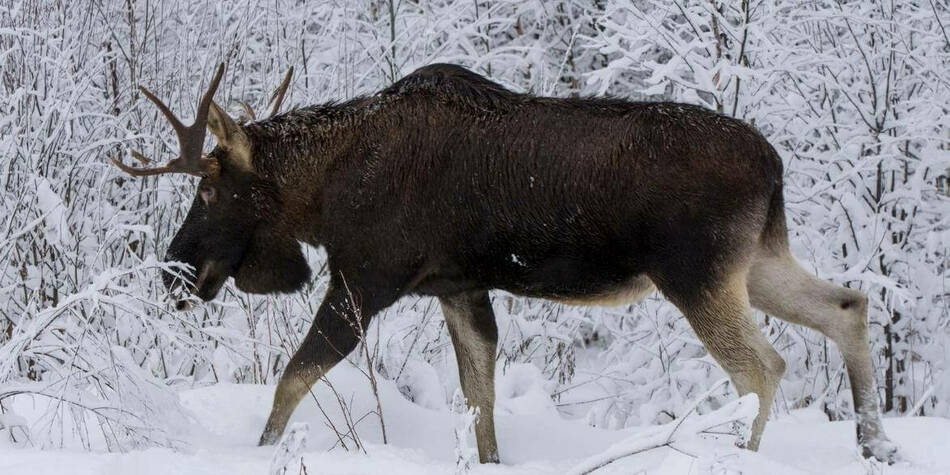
[{"xmin": 1, "ymin": 0, "xmax": 949, "ymax": 473}]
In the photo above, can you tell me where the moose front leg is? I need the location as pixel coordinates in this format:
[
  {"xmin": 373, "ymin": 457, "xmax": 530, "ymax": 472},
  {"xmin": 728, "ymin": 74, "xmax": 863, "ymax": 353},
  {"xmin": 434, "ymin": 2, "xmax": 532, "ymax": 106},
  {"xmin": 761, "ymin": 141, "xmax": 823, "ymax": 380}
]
[
  {"xmin": 439, "ymin": 290, "xmax": 500, "ymax": 463},
  {"xmin": 259, "ymin": 279, "xmax": 388, "ymax": 446}
]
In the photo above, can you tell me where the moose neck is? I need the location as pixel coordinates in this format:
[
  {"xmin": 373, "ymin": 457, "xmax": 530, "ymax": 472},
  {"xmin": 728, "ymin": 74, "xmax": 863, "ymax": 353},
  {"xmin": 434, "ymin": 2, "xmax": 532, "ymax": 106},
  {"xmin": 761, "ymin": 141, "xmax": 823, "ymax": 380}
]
[{"xmin": 242, "ymin": 99, "xmax": 369, "ymax": 245}]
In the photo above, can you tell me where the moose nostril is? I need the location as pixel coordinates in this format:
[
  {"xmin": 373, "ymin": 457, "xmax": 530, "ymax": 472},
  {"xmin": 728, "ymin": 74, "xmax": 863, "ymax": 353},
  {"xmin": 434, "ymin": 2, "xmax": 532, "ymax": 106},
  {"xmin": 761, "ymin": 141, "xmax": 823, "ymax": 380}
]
[{"xmin": 175, "ymin": 300, "xmax": 191, "ymax": 311}]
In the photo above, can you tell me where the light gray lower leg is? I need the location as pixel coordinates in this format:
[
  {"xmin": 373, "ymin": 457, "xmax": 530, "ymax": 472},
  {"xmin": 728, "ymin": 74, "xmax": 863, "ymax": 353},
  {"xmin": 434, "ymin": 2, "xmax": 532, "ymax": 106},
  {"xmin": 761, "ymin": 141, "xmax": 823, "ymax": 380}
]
[
  {"xmin": 260, "ymin": 363, "xmax": 324, "ymax": 445},
  {"xmin": 748, "ymin": 253, "xmax": 897, "ymax": 461},
  {"xmin": 439, "ymin": 291, "xmax": 500, "ymax": 464}
]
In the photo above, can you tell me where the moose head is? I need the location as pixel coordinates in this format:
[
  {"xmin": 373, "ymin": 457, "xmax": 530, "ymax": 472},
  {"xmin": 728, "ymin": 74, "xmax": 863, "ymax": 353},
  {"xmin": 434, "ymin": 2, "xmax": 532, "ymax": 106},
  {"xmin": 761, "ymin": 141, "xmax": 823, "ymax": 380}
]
[{"xmin": 113, "ymin": 65, "xmax": 310, "ymax": 309}]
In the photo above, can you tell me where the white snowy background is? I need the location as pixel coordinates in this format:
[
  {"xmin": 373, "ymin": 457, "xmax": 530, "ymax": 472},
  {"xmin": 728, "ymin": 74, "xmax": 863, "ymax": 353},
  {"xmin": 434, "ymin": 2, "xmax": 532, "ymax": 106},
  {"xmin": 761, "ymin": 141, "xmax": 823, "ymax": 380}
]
[{"xmin": 1, "ymin": 0, "xmax": 949, "ymax": 473}]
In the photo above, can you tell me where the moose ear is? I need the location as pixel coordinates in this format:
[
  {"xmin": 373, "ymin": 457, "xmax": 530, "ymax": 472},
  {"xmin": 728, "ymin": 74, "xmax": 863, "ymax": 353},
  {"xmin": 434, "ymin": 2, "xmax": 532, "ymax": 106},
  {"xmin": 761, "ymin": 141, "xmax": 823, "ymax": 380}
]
[
  {"xmin": 234, "ymin": 229, "xmax": 311, "ymax": 295},
  {"xmin": 208, "ymin": 101, "xmax": 253, "ymax": 171}
]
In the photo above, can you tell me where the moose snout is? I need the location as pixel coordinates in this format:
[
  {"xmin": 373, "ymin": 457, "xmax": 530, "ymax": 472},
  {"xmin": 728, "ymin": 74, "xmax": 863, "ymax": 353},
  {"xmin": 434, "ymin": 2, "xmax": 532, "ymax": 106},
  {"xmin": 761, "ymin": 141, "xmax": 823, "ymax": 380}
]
[{"xmin": 162, "ymin": 257, "xmax": 230, "ymax": 310}]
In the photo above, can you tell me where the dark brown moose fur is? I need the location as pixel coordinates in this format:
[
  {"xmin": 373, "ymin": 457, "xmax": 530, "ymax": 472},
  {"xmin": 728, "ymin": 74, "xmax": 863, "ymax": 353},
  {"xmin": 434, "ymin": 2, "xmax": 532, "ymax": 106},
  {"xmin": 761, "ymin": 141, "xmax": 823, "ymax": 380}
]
[{"xmin": 135, "ymin": 64, "xmax": 897, "ymax": 464}]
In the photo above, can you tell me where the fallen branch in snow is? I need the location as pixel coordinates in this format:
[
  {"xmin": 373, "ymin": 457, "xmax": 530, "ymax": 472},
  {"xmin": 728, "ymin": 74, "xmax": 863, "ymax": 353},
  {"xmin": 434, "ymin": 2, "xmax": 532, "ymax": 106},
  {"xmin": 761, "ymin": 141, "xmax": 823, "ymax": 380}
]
[{"xmin": 567, "ymin": 379, "xmax": 759, "ymax": 475}]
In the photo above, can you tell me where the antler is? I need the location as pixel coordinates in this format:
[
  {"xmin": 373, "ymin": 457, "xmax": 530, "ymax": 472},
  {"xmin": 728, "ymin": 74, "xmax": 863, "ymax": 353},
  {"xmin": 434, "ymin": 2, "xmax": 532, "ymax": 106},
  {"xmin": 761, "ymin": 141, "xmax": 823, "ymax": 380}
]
[
  {"xmin": 112, "ymin": 63, "xmax": 226, "ymax": 177},
  {"xmin": 266, "ymin": 67, "xmax": 293, "ymax": 118}
]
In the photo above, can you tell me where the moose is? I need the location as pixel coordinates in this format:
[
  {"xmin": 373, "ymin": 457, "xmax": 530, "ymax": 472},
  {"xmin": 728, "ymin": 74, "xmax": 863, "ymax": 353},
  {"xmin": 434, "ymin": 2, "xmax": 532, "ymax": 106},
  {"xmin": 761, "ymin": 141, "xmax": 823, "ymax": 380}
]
[{"xmin": 113, "ymin": 63, "xmax": 898, "ymax": 464}]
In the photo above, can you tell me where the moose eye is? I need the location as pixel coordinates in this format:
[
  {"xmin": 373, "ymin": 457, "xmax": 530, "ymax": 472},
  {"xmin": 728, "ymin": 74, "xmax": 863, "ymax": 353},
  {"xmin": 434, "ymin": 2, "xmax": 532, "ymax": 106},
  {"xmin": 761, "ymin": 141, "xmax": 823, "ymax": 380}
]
[{"xmin": 199, "ymin": 185, "xmax": 217, "ymax": 205}]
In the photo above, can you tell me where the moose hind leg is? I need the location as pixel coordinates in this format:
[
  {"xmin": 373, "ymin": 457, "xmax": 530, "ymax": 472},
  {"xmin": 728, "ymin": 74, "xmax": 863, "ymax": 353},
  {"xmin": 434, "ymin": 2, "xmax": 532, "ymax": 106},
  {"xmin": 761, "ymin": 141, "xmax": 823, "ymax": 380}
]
[
  {"xmin": 439, "ymin": 290, "xmax": 500, "ymax": 463},
  {"xmin": 748, "ymin": 253, "xmax": 898, "ymax": 462},
  {"xmin": 658, "ymin": 270, "xmax": 786, "ymax": 452}
]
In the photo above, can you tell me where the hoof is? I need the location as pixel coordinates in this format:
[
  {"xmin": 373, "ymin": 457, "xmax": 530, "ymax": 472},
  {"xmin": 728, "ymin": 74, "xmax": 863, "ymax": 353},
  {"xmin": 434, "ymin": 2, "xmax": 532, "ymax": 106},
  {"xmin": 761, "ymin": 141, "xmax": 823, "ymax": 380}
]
[
  {"xmin": 861, "ymin": 438, "xmax": 900, "ymax": 465},
  {"xmin": 258, "ymin": 431, "xmax": 280, "ymax": 446}
]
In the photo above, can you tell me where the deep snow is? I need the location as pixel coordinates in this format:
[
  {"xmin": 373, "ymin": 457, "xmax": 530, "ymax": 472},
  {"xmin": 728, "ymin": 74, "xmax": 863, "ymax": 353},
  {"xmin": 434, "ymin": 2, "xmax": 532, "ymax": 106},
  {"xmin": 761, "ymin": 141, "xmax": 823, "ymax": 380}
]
[{"xmin": 2, "ymin": 363, "xmax": 948, "ymax": 474}]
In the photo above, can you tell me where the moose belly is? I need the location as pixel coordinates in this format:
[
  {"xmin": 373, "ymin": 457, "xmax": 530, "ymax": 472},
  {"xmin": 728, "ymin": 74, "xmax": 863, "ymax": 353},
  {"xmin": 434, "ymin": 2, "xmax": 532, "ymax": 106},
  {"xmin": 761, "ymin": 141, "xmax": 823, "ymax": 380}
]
[
  {"xmin": 547, "ymin": 274, "xmax": 655, "ymax": 307},
  {"xmin": 495, "ymin": 251, "xmax": 655, "ymax": 307}
]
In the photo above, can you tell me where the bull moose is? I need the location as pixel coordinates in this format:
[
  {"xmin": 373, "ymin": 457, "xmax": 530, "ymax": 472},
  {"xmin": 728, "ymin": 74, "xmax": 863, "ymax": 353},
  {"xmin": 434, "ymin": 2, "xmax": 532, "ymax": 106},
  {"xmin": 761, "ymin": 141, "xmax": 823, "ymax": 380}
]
[{"xmin": 112, "ymin": 63, "xmax": 898, "ymax": 464}]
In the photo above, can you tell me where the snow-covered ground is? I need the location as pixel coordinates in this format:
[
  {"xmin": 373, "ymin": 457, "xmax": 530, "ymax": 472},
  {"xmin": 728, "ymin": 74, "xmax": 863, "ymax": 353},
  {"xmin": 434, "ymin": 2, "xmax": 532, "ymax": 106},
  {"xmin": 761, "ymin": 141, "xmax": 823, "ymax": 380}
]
[{"xmin": 2, "ymin": 364, "xmax": 948, "ymax": 475}]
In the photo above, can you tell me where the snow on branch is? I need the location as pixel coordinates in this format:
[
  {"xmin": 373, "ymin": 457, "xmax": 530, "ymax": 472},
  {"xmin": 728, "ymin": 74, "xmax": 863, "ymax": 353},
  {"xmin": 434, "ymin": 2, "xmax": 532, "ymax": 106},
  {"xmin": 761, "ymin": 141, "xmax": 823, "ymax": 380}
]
[{"xmin": 567, "ymin": 380, "xmax": 758, "ymax": 475}]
